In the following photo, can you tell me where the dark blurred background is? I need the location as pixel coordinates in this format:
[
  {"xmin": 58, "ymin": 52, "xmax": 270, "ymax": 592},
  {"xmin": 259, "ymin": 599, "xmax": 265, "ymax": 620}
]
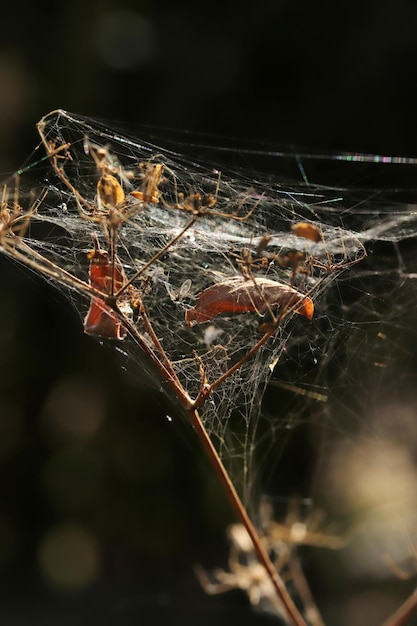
[
  {"xmin": 1, "ymin": 2, "xmax": 417, "ymax": 625},
  {"xmin": 2, "ymin": 0, "xmax": 417, "ymax": 173}
]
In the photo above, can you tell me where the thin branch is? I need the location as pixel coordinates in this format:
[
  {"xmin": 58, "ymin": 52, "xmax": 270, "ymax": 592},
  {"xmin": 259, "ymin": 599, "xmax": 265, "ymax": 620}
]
[
  {"xmin": 381, "ymin": 587, "xmax": 417, "ymax": 626},
  {"xmin": 186, "ymin": 403, "xmax": 307, "ymax": 626},
  {"xmin": 193, "ymin": 308, "xmax": 287, "ymax": 404},
  {"xmin": 288, "ymin": 552, "xmax": 325, "ymax": 626},
  {"xmin": 114, "ymin": 215, "xmax": 197, "ymax": 298}
]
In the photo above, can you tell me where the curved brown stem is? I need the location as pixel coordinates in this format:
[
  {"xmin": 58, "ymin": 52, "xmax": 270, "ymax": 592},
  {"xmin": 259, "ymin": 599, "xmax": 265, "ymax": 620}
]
[{"xmin": 186, "ymin": 403, "xmax": 307, "ymax": 626}]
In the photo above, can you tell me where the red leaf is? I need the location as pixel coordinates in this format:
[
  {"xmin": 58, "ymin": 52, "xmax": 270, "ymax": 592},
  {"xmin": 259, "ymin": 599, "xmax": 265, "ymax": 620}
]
[
  {"xmin": 84, "ymin": 246, "xmax": 127, "ymax": 340},
  {"xmin": 186, "ymin": 277, "xmax": 314, "ymax": 326}
]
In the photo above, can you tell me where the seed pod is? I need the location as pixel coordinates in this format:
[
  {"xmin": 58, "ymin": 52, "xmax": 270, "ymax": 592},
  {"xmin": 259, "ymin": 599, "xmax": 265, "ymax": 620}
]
[
  {"xmin": 97, "ymin": 174, "xmax": 125, "ymax": 209},
  {"xmin": 130, "ymin": 163, "xmax": 163, "ymax": 204},
  {"xmin": 291, "ymin": 222, "xmax": 322, "ymax": 243}
]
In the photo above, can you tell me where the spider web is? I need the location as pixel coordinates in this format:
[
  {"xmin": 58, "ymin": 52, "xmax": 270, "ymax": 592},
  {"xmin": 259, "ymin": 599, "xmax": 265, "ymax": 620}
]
[{"xmin": 2, "ymin": 109, "xmax": 417, "ymax": 521}]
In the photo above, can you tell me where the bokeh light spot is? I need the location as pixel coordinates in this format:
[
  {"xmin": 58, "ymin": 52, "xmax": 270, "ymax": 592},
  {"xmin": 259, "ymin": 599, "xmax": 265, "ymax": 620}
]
[
  {"xmin": 41, "ymin": 377, "xmax": 106, "ymax": 443},
  {"xmin": 38, "ymin": 524, "xmax": 100, "ymax": 592}
]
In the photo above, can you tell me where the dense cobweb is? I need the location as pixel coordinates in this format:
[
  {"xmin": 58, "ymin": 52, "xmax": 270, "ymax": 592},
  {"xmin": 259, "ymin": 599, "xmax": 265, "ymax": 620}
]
[
  {"xmin": 2, "ymin": 110, "xmax": 417, "ymax": 622},
  {"xmin": 3, "ymin": 111, "xmax": 368, "ymax": 496}
]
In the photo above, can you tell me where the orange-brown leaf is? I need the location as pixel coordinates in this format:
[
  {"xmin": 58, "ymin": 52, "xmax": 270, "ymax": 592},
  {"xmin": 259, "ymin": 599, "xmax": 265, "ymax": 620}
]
[{"xmin": 186, "ymin": 277, "xmax": 314, "ymax": 325}]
